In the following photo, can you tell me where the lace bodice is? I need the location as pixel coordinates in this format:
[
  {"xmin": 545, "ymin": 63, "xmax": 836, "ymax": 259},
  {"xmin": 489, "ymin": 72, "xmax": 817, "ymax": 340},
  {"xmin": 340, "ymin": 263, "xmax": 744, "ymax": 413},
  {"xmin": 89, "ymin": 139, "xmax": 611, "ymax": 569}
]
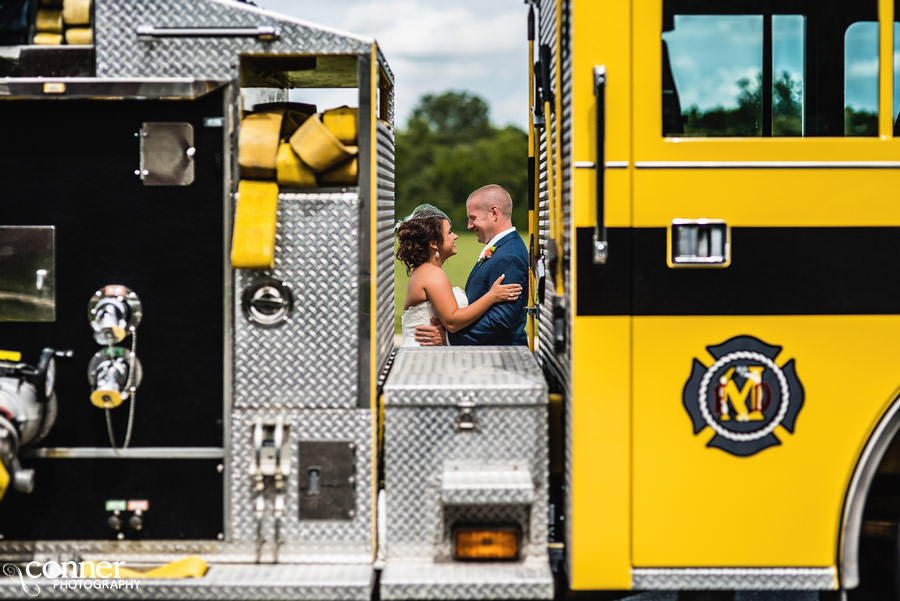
[{"xmin": 401, "ymin": 287, "xmax": 468, "ymax": 347}]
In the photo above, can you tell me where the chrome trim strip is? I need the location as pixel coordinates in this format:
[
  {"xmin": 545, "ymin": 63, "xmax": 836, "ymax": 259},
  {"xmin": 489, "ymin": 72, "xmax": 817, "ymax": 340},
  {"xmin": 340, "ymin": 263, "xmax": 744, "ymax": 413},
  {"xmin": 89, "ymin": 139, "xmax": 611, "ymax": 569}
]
[
  {"xmin": 636, "ymin": 161, "xmax": 900, "ymax": 169},
  {"xmin": 136, "ymin": 25, "xmax": 279, "ymax": 40},
  {"xmin": 632, "ymin": 568, "xmax": 837, "ymax": 590},
  {"xmin": 24, "ymin": 447, "xmax": 226, "ymax": 459},
  {"xmin": 840, "ymin": 395, "xmax": 900, "ymax": 588},
  {"xmin": 574, "ymin": 160, "xmax": 628, "ymax": 169},
  {"xmin": 0, "ymin": 78, "xmax": 226, "ymax": 100},
  {"xmin": 357, "ymin": 50, "xmax": 373, "ymax": 410}
]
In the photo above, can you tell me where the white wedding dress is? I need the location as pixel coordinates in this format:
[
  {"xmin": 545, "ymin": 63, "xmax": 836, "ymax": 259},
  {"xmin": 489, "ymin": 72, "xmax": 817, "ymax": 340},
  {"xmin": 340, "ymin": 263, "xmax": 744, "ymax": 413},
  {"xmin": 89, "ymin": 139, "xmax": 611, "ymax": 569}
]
[{"xmin": 401, "ymin": 286, "xmax": 468, "ymax": 347}]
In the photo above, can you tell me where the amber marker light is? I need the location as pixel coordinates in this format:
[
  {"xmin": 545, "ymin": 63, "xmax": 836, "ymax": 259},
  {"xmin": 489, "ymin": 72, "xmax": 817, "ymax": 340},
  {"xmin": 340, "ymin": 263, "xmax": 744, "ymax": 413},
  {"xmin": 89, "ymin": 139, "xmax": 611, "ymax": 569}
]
[{"xmin": 453, "ymin": 526, "xmax": 520, "ymax": 561}]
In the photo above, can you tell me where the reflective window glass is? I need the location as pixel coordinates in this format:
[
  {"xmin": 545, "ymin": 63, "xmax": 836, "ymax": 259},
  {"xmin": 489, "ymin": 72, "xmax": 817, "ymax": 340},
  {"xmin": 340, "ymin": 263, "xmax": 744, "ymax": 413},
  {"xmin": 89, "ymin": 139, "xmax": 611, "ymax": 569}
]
[
  {"xmin": 662, "ymin": 1, "xmax": 878, "ymax": 137},
  {"xmin": 844, "ymin": 22, "xmax": 878, "ymax": 136}
]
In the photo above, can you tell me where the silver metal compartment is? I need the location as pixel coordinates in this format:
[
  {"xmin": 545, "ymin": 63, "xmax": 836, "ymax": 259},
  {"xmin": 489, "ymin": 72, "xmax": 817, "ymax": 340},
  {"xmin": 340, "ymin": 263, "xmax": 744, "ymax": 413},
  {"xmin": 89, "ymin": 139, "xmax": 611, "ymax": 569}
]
[{"xmin": 381, "ymin": 347, "xmax": 553, "ymax": 600}]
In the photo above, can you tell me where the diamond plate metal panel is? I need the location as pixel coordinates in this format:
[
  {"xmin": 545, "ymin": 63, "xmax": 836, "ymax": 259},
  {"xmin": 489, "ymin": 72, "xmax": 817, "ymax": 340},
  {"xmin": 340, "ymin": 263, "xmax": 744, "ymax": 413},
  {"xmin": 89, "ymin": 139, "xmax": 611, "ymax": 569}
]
[
  {"xmin": 380, "ymin": 557, "xmax": 553, "ymax": 601},
  {"xmin": 96, "ymin": 0, "xmax": 375, "ymax": 79},
  {"xmin": 375, "ymin": 122, "xmax": 395, "ymax": 379},
  {"xmin": 384, "ymin": 347, "xmax": 546, "ymax": 406},
  {"xmin": 383, "ymin": 348, "xmax": 547, "ymax": 560},
  {"xmin": 0, "ymin": 564, "xmax": 373, "ymax": 600},
  {"xmin": 631, "ymin": 568, "xmax": 838, "ymax": 591},
  {"xmin": 230, "ymin": 409, "xmax": 373, "ymax": 560},
  {"xmin": 441, "ymin": 463, "xmax": 535, "ymax": 505},
  {"xmin": 235, "ymin": 192, "xmax": 359, "ymax": 410}
]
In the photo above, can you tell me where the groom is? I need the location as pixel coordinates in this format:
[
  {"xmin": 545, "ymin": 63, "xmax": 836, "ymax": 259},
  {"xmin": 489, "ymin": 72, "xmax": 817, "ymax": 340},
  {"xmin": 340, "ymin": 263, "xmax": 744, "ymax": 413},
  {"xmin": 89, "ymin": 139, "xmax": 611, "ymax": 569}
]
[{"xmin": 415, "ymin": 184, "xmax": 528, "ymax": 346}]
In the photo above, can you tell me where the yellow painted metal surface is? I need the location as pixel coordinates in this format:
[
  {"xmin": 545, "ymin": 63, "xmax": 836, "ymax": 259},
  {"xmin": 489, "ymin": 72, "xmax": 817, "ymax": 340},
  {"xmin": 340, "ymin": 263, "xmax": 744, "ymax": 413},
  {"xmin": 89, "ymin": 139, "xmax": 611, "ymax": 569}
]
[
  {"xmin": 369, "ymin": 44, "xmax": 380, "ymax": 560},
  {"xmin": 570, "ymin": 316, "xmax": 632, "ymax": 589},
  {"xmin": 568, "ymin": 0, "xmax": 634, "ymax": 590},
  {"xmin": 632, "ymin": 316, "xmax": 899, "ymax": 566},
  {"xmin": 634, "ymin": 169, "xmax": 900, "ymax": 227},
  {"xmin": 879, "ymin": 0, "xmax": 895, "ymax": 138},
  {"xmin": 565, "ymin": 0, "xmax": 900, "ymax": 585}
]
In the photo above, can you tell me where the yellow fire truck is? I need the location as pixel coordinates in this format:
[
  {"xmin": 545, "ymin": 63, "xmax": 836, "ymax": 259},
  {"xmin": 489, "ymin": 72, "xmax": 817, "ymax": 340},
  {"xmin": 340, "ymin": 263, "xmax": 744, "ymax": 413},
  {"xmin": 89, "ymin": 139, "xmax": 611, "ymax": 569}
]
[
  {"xmin": 530, "ymin": 0, "xmax": 900, "ymax": 596},
  {"xmin": 0, "ymin": 0, "xmax": 899, "ymax": 598}
]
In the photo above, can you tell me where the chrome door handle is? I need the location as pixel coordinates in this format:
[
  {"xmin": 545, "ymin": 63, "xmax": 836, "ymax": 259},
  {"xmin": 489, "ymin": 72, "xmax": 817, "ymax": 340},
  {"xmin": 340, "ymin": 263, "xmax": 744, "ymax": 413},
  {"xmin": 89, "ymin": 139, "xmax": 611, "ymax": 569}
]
[
  {"xmin": 593, "ymin": 66, "xmax": 608, "ymax": 263},
  {"xmin": 671, "ymin": 219, "xmax": 730, "ymax": 266}
]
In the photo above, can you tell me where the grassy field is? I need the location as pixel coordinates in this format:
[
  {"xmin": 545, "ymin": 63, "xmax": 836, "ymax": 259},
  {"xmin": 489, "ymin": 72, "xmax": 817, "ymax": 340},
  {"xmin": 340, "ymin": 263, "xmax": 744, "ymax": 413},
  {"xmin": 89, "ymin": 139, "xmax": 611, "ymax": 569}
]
[{"xmin": 393, "ymin": 231, "xmax": 527, "ymax": 332}]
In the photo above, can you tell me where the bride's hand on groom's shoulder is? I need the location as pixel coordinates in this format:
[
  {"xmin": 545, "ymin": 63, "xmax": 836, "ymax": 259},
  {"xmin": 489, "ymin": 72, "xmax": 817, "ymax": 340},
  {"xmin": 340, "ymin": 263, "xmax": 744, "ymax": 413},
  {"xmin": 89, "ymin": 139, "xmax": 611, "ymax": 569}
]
[{"xmin": 415, "ymin": 317, "xmax": 446, "ymax": 346}]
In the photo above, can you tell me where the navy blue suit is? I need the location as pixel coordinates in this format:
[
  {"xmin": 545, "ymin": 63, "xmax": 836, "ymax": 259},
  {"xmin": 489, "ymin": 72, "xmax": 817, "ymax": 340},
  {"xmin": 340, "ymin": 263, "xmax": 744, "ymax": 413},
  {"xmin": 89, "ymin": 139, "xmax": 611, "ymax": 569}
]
[{"xmin": 448, "ymin": 231, "xmax": 528, "ymax": 346}]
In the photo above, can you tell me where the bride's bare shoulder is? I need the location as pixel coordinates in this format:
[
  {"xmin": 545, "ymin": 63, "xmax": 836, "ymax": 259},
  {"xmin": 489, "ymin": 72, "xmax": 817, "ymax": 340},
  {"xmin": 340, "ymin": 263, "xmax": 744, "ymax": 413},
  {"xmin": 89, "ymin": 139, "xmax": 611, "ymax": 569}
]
[{"xmin": 412, "ymin": 263, "xmax": 449, "ymax": 284}]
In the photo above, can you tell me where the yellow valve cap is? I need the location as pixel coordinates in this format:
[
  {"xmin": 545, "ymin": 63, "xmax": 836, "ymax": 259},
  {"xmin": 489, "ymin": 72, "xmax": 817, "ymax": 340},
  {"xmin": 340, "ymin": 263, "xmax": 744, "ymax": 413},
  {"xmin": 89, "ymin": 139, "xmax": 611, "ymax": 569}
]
[
  {"xmin": 321, "ymin": 106, "xmax": 358, "ymax": 145},
  {"xmin": 91, "ymin": 389, "xmax": 124, "ymax": 409},
  {"xmin": 453, "ymin": 526, "xmax": 520, "ymax": 561},
  {"xmin": 0, "ymin": 461, "xmax": 10, "ymax": 504},
  {"xmin": 289, "ymin": 114, "xmax": 353, "ymax": 172},
  {"xmin": 276, "ymin": 141, "xmax": 317, "ymax": 188},
  {"xmin": 231, "ymin": 180, "xmax": 279, "ymax": 269}
]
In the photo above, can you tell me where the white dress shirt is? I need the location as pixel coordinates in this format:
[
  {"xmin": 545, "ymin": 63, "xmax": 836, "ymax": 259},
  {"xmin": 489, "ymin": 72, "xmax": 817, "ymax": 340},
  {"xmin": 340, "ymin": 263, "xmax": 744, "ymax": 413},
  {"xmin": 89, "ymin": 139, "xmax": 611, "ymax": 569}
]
[{"xmin": 478, "ymin": 227, "xmax": 517, "ymax": 260}]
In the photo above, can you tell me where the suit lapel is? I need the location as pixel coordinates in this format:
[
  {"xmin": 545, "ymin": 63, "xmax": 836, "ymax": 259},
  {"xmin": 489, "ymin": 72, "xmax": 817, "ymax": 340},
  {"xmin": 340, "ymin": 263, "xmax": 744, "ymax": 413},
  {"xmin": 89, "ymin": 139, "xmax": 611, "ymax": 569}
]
[{"xmin": 465, "ymin": 231, "xmax": 517, "ymax": 293}]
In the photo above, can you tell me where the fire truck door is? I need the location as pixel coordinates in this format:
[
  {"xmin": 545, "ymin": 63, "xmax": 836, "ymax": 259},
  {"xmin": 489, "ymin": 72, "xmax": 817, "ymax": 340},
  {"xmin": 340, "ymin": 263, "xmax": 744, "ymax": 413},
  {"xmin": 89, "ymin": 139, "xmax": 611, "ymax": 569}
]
[{"xmin": 629, "ymin": 0, "xmax": 900, "ymax": 572}]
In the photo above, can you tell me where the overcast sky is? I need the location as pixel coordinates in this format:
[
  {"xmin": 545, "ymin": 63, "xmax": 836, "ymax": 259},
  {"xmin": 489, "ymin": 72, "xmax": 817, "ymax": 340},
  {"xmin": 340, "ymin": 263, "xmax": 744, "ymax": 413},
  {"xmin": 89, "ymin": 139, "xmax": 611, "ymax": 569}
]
[{"xmin": 252, "ymin": 0, "xmax": 531, "ymax": 130}]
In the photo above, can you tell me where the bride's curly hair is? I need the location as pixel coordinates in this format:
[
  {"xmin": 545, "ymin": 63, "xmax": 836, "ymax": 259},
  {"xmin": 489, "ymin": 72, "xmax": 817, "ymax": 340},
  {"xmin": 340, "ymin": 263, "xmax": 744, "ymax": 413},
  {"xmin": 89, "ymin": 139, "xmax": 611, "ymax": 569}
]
[{"xmin": 396, "ymin": 217, "xmax": 445, "ymax": 274}]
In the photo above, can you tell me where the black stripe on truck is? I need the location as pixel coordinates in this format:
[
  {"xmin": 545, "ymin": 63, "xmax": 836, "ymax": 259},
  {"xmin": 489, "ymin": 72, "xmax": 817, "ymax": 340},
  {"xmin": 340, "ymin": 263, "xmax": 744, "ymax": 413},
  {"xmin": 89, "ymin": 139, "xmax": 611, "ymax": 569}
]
[{"xmin": 576, "ymin": 226, "xmax": 900, "ymax": 316}]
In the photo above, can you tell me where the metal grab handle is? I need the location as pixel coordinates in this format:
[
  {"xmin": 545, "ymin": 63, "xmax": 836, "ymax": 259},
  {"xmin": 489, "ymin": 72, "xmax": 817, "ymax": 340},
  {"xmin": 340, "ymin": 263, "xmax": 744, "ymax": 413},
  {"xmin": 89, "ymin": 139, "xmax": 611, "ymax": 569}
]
[
  {"xmin": 136, "ymin": 25, "xmax": 279, "ymax": 40},
  {"xmin": 593, "ymin": 66, "xmax": 608, "ymax": 264}
]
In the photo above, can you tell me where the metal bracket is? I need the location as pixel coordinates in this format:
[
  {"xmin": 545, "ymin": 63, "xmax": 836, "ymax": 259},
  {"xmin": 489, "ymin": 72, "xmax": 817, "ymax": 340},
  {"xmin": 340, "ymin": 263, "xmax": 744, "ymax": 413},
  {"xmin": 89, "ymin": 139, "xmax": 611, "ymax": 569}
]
[{"xmin": 251, "ymin": 417, "xmax": 290, "ymax": 562}]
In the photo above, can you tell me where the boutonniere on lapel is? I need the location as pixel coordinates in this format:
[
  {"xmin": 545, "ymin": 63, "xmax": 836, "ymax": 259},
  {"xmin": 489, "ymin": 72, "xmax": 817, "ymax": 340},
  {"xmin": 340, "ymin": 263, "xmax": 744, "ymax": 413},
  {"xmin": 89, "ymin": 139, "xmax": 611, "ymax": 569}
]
[{"xmin": 478, "ymin": 245, "xmax": 497, "ymax": 266}]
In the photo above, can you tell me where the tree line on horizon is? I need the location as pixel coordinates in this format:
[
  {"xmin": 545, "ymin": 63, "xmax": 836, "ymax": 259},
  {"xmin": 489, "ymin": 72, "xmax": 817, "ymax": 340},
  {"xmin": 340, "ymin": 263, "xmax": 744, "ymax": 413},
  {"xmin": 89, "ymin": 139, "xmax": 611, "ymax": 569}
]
[{"xmin": 395, "ymin": 91, "xmax": 529, "ymax": 231}]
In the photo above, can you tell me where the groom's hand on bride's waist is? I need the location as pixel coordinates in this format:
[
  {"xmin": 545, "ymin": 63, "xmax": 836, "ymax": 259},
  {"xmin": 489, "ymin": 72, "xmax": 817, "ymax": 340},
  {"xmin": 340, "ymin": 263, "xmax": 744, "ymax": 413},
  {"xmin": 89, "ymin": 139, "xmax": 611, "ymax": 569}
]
[{"xmin": 415, "ymin": 317, "xmax": 446, "ymax": 346}]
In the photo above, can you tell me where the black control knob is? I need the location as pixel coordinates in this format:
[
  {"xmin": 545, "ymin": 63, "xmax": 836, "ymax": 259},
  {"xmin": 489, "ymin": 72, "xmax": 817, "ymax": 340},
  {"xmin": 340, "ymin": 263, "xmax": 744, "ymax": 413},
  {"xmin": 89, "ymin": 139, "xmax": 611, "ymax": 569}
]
[{"xmin": 107, "ymin": 514, "xmax": 121, "ymax": 531}]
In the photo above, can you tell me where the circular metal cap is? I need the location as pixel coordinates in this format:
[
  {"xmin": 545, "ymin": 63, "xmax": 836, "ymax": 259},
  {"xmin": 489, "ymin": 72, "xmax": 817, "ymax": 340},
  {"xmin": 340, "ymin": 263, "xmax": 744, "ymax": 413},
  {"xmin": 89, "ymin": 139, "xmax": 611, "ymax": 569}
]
[{"xmin": 242, "ymin": 278, "xmax": 293, "ymax": 327}]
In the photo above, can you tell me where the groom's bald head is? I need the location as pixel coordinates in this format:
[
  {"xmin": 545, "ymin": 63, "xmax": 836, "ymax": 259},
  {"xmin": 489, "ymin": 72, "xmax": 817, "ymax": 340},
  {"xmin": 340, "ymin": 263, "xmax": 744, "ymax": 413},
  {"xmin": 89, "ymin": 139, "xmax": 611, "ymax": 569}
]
[
  {"xmin": 468, "ymin": 184, "xmax": 513, "ymax": 219},
  {"xmin": 466, "ymin": 184, "xmax": 514, "ymax": 243}
]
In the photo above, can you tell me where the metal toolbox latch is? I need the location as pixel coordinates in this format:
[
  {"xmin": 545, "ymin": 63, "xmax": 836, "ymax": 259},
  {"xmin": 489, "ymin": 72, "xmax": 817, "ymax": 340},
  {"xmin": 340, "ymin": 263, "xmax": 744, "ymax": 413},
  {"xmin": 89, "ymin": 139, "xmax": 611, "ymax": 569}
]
[{"xmin": 455, "ymin": 396, "xmax": 478, "ymax": 432}]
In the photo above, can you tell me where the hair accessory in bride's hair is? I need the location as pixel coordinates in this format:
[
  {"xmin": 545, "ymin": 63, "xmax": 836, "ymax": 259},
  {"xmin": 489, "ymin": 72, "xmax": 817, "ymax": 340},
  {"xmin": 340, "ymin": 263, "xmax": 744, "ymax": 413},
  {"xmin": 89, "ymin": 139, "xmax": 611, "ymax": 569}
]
[{"xmin": 395, "ymin": 203, "xmax": 450, "ymax": 231}]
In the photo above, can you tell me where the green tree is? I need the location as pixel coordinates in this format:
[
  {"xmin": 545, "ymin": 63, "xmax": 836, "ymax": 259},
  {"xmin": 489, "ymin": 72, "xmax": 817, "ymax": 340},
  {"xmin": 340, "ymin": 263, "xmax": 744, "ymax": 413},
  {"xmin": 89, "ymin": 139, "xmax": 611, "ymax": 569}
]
[
  {"xmin": 683, "ymin": 70, "xmax": 804, "ymax": 136},
  {"xmin": 395, "ymin": 92, "xmax": 528, "ymax": 230}
]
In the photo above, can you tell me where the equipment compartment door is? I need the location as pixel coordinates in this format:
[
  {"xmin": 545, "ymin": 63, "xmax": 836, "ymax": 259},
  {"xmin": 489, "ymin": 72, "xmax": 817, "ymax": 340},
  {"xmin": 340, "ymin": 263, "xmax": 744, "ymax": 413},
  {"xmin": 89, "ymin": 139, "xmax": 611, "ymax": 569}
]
[{"xmin": 630, "ymin": 0, "xmax": 900, "ymax": 569}]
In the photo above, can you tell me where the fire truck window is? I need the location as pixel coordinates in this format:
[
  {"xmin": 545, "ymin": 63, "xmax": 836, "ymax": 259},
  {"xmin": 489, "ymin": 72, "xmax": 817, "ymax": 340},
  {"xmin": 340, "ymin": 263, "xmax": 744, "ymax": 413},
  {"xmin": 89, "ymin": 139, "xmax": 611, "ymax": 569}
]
[
  {"xmin": 662, "ymin": 0, "xmax": 878, "ymax": 137},
  {"xmin": 663, "ymin": 15, "xmax": 764, "ymax": 136},
  {"xmin": 845, "ymin": 22, "xmax": 879, "ymax": 136},
  {"xmin": 772, "ymin": 15, "xmax": 804, "ymax": 136}
]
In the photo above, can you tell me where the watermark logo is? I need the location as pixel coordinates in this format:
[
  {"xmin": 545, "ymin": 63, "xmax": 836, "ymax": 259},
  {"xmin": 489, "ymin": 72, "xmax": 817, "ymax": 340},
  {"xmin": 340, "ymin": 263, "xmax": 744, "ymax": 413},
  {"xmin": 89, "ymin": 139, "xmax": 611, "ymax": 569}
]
[{"xmin": 3, "ymin": 560, "xmax": 142, "ymax": 596}]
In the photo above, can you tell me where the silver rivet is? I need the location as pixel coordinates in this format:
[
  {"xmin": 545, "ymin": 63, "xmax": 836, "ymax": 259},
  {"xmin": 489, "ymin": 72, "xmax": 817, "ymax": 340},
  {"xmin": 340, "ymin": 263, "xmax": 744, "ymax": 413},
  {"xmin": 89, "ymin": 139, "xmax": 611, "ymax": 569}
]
[
  {"xmin": 217, "ymin": 533, "xmax": 224, "ymax": 541},
  {"xmin": 216, "ymin": 464, "xmax": 224, "ymax": 473}
]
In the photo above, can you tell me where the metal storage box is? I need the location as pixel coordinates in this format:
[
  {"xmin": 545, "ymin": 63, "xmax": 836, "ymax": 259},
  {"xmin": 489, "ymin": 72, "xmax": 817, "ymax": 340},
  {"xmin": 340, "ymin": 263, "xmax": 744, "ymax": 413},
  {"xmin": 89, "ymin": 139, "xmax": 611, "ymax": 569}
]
[{"xmin": 381, "ymin": 346, "xmax": 553, "ymax": 599}]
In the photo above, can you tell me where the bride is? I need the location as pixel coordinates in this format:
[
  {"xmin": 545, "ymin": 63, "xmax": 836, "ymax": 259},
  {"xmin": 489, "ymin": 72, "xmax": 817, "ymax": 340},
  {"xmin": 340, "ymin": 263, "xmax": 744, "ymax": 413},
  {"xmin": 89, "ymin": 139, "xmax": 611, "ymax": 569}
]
[{"xmin": 395, "ymin": 204, "xmax": 521, "ymax": 347}]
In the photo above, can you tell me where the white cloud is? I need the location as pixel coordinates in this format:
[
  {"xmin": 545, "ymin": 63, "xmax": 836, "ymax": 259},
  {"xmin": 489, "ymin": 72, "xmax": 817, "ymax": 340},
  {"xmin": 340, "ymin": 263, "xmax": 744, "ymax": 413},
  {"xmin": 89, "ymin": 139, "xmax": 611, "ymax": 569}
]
[
  {"xmin": 339, "ymin": 2, "xmax": 521, "ymax": 58},
  {"xmin": 846, "ymin": 57, "xmax": 879, "ymax": 79},
  {"xmin": 253, "ymin": 0, "xmax": 529, "ymax": 129}
]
